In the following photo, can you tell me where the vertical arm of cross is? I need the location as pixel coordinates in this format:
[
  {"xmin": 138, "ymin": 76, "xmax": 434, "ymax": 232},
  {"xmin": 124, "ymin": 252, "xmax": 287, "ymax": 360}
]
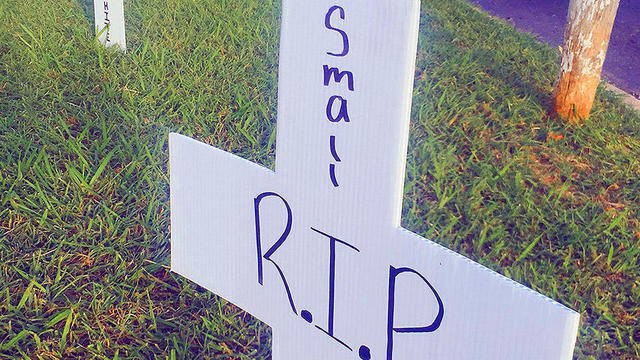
[{"xmin": 274, "ymin": 0, "xmax": 421, "ymax": 227}]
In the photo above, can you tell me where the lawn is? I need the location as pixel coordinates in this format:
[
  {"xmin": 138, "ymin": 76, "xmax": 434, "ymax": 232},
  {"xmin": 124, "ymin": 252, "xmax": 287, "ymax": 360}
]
[{"xmin": 1, "ymin": 0, "xmax": 639, "ymax": 359}]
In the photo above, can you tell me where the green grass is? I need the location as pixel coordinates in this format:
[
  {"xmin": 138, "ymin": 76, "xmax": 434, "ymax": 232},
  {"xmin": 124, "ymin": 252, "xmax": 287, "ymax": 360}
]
[{"xmin": 0, "ymin": 0, "xmax": 638, "ymax": 358}]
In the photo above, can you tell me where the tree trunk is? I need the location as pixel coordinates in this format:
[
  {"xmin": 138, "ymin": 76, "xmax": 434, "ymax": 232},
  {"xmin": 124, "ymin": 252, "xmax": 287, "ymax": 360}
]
[{"xmin": 553, "ymin": 0, "xmax": 620, "ymax": 122}]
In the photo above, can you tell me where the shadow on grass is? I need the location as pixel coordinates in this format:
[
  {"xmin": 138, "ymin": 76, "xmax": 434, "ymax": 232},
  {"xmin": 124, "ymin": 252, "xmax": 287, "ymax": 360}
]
[
  {"xmin": 475, "ymin": 47, "xmax": 555, "ymax": 109},
  {"xmin": 77, "ymin": 0, "xmax": 95, "ymax": 27}
]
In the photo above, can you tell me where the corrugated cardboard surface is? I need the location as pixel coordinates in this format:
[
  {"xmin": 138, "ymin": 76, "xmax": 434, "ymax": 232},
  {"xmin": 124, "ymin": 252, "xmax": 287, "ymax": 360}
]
[{"xmin": 170, "ymin": 1, "xmax": 580, "ymax": 359}]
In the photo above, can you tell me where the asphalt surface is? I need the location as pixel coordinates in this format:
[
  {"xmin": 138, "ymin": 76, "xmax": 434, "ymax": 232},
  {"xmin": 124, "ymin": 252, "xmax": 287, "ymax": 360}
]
[{"xmin": 468, "ymin": 0, "xmax": 639, "ymax": 98}]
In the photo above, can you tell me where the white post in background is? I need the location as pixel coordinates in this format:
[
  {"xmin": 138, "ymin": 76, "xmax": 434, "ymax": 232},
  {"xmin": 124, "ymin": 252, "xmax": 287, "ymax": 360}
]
[{"xmin": 94, "ymin": 0, "xmax": 126, "ymax": 50}]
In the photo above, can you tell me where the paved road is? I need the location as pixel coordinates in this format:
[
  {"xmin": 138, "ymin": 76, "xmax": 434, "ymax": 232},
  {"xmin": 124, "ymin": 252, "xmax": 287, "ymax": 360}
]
[{"xmin": 468, "ymin": 0, "xmax": 639, "ymax": 98}]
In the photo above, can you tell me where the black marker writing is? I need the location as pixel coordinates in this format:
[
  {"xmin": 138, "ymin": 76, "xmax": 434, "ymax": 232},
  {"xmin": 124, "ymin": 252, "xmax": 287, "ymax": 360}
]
[
  {"xmin": 324, "ymin": 5, "xmax": 354, "ymax": 187},
  {"xmin": 311, "ymin": 227, "xmax": 360, "ymax": 350},
  {"xmin": 103, "ymin": 1, "xmax": 111, "ymax": 42},
  {"xmin": 326, "ymin": 95, "xmax": 351, "ymax": 123},
  {"xmin": 386, "ymin": 266, "xmax": 444, "ymax": 360},
  {"xmin": 325, "ymin": 5, "xmax": 349, "ymax": 57},
  {"xmin": 252, "ymin": 192, "xmax": 446, "ymax": 357},
  {"xmin": 324, "ymin": 65, "xmax": 355, "ymax": 91},
  {"xmin": 254, "ymin": 192, "xmax": 297, "ymax": 315}
]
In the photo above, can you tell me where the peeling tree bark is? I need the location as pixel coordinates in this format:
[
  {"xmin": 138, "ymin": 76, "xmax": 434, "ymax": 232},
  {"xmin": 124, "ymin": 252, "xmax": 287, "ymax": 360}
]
[{"xmin": 553, "ymin": 0, "xmax": 620, "ymax": 122}]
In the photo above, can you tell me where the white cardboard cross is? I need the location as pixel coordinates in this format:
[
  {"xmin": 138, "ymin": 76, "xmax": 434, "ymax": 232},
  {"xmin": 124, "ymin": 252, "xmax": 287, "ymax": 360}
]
[
  {"xmin": 93, "ymin": 0, "xmax": 126, "ymax": 50},
  {"xmin": 170, "ymin": 1, "xmax": 580, "ymax": 359}
]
